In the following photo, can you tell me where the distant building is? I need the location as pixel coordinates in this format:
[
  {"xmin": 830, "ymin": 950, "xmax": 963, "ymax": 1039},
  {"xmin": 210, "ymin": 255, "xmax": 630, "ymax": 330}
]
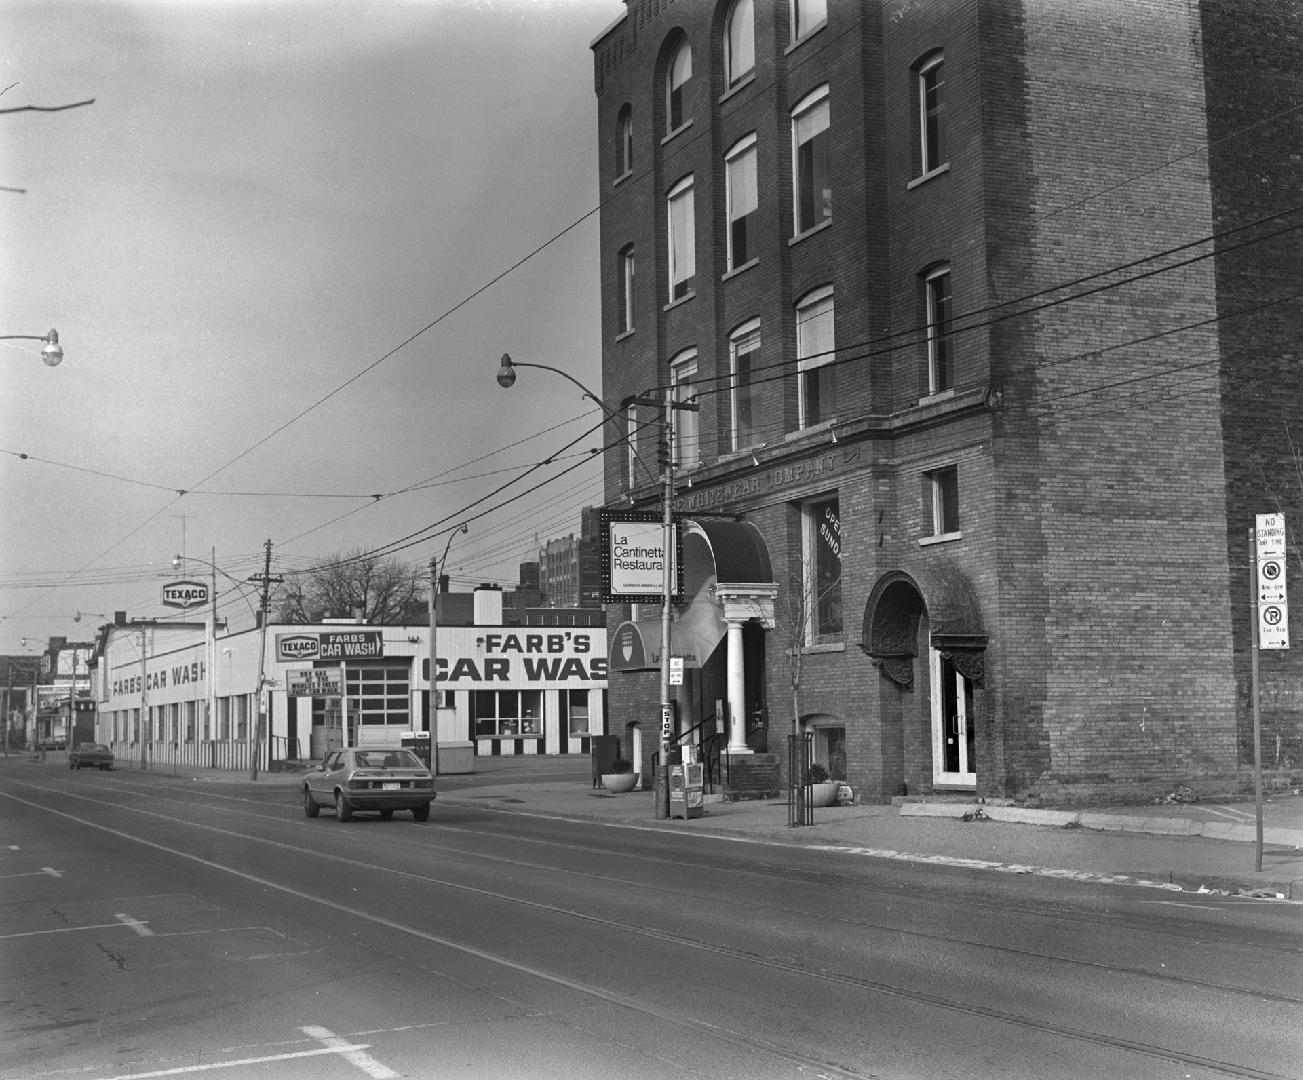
[{"xmin": 537, "ymin": 507, "xmax": 604, "ymax": 608}]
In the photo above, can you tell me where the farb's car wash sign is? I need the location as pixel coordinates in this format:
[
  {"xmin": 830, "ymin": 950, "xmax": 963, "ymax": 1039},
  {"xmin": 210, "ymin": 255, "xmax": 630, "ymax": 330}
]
[
  {"xmin": 431, "ymin": 629, "xmax": 607, "ymax": 687},
  {"xmin": 275, "ymin": 630, "xmax": 384, "ymax": 662},
  {"xmin": 600, "ymin": 509, "xmax": 683, "ymax": 603}
]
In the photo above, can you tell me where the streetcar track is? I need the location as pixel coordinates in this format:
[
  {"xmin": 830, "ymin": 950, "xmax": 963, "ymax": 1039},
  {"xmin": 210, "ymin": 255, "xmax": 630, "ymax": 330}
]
[
  {"xmin": 5, "ymin": 781, "xmax": 1299, "ymax": 1079},
  {"xmin": 47, "ymin": 772, "xmax": 1303, "ymax": 976}
]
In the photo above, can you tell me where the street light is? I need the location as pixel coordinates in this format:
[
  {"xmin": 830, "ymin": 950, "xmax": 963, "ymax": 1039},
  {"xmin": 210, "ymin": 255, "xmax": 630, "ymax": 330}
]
[
  {"xmin": 428, "ymin": 523, "xmax": 469, "ymax": 774},
  {"xmin": 496, "ymin": 353, "xmax": 692, "ymax": 819},
  {"xmin": 0, "ymin": 329, "xmax": 62, "ymax": 366}
]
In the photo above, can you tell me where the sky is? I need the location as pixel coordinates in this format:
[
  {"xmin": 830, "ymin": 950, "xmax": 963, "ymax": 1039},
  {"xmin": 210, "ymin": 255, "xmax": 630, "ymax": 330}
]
[{"xmin": 0, "ymin": 0, "xmax": 623, "ymax": 652}]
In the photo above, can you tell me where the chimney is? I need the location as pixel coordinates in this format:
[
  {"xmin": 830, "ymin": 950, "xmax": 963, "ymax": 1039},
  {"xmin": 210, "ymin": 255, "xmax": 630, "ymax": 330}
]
[{"xmin": 473, "ymin": 583, "xmax": 503, "ymax": 626}]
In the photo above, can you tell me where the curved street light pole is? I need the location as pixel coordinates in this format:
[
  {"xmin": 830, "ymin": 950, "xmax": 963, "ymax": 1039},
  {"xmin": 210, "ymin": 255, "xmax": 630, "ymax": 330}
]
[
  {"xmin": 428, "ymin": 524, "xmax": 469, "ymax": 775},
  {"xmin": 0, "ymin": 329, "xmax": 62, "ymax": 366},
  {"xmin": 496, "ymin": 354, "xmax": 685, "ymax": 820}
]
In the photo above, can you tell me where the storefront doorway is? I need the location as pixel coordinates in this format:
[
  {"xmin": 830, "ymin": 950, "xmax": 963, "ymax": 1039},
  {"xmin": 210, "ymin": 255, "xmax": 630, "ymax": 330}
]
[{"xmin": 930, "ymin": 650, "xmax": 975, "ymax": 787}]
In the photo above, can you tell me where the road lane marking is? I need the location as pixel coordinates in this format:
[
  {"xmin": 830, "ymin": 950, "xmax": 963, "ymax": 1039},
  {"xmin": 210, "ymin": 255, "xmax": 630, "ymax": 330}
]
[
  {"xmin": 69, "ymin": 1042, "xmax": 382, "ymax": 1079},
  {"xmin": 0, "ymin": 866, "xmax": 63, "ymax": 880},
  {"xmin": 302, "ymin": 1025, "xmax": 399, "ymax": 1079},
  {"xmin": 116, "ymin": 912, "xmax": 155, "ymax": 936}
]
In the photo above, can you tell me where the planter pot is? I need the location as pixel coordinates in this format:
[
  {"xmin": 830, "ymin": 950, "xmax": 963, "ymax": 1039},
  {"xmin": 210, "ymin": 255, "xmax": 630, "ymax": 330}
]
[
  {"xmin": 601, "ymin": 772, "xmax": 640, "ymax": 794},
  {"xmin": 809, "ymin": 781, "xmax": 840, "ymax": 808}
]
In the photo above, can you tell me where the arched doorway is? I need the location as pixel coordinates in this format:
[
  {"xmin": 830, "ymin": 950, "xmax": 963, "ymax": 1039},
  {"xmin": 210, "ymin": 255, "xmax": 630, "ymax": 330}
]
[{"xmin": 861, "ymin": 565, "xmax": 987, "ymax": 792}]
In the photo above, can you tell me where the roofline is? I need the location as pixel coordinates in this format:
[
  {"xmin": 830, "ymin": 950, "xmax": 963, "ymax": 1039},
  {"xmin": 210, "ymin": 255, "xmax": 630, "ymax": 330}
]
[{"xmin": 590, "ymin": 4, "xmax": 627, "ymax": 49}]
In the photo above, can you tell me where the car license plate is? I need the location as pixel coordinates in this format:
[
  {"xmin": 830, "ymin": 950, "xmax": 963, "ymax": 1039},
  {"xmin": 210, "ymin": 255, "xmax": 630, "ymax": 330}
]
[{"xmin": 382, "ymin": 782, "xmax": 401, "ymax": 791}]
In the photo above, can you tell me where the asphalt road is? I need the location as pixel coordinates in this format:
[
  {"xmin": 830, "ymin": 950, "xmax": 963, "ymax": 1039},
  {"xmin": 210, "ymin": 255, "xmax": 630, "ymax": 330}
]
[{"xmin": 2, "ymin": 765, "xmax": 1300, "ymax": 1080}]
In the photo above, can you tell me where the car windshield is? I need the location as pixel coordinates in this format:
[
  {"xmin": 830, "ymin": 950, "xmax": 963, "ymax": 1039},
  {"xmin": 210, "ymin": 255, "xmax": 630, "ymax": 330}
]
[
  {"xmin": 353, "ymin": 750, "xmax": 423, "ymax": 770},
  {"xmin": 89, "ymin": 744, "xmax": 108, "ymax": 752}
]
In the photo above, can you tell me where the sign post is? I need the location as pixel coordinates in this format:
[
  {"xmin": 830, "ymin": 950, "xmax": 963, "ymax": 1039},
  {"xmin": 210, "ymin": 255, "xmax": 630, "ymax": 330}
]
[{"xmin": 1250, "ymin": 514, "xmax": 1289, "ymax": 873}]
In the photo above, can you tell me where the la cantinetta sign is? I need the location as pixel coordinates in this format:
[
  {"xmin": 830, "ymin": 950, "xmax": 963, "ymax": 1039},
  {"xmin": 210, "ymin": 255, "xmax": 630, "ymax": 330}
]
[
  {"xmin": 600, "ymin": 510, "xmax": 683, "ymax": 603},
  {"xmin": 161, "ymin": 580, "xmax": 210, "ymax": 609}
]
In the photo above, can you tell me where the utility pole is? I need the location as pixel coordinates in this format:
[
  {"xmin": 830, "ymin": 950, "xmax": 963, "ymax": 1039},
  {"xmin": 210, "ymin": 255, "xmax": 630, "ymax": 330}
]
[{"xmin": 248, "ymin": 539, "xmax": 283, "ymax": 780}]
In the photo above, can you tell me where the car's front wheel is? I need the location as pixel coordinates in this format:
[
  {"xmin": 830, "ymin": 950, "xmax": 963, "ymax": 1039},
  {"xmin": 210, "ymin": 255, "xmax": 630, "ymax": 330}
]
[
  {"xmin": 412, "ymin": 803, "xmax": 431, "ymax": 822},
  {"xmin": 335, "ymin": 791, "xmax": 353, "ymax": 822},
  {"xmin": 303, "ymin": 787, "xmax": 320, "ymax": 817},
  {"xmin": 69, "ymin": 760, "xmax": 76, "ymax": 770}
]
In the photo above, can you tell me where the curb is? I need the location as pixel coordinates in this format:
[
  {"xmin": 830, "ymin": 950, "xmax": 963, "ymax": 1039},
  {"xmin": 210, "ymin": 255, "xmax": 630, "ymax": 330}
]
[{"xmin": 899, "ymin": 801, "xmax": 1303, "ymax": 849}]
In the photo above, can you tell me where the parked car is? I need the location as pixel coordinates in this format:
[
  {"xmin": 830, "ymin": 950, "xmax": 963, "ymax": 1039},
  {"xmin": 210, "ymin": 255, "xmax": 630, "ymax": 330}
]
[
  {"xmin": 38, "ymin": 736, "xmax": 67, "ymax": 751},
  {"xmin": 303, "ymin": 746, "xmax": 436, "ymax": 822},
  {"xmin": 69, "ymin": 742, "xmax": 115, "ymax": 770}
]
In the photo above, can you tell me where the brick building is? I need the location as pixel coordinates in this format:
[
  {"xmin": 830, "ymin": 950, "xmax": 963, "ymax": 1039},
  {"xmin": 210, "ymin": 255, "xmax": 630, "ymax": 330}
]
[
  {"xmin": 538, "ymin": 507, "xmax": 605, "ymax": 608},
  {"xmin": 590, "ymin": 0, "xmax": 1303, "ymax": 804}
]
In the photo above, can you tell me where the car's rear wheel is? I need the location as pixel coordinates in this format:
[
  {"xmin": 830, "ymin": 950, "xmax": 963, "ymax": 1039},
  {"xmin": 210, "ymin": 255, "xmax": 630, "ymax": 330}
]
[
  {"xmin": 335, "ymin": 790, "xmax": 353, "ymax": 822},
  {"xmin": 303, "ymin": 787, "xmax": 320, "ymax": 817},
  {"xmin": 412, "ymin": 803, "xmax": 430, "ymax": 822},
  {"xmin": 69, "ymin": 760, "xmax": 75, "ymax": 770}
]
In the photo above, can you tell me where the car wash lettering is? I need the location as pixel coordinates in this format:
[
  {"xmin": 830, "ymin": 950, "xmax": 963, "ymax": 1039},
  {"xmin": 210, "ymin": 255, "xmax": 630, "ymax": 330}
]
[{"xmin": 435, "ymin": 632, "xmax": 608, "ymax": 683}]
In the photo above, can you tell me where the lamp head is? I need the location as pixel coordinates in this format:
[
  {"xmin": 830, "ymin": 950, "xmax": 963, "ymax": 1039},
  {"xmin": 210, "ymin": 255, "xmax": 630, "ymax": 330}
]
[
  {"xmin": 495, "ymin": 353, "xmax": 517, "ymax": 389},
  {"xmin": 459, "ymin": 523, "xmax": 469, "ymax": 535},
  {"xmin": 172, "ymin": 554, "xmax": 183, "ymax": 569},
  {"xmin": 40, "ymin": 329, "xmax": 62, "ymax": 368}
]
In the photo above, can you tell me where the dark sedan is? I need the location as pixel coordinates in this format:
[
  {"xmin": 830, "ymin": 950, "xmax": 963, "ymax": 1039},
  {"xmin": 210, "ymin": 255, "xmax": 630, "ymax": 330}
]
[
  {"xmin": 69, "ymin": 742, "xmax": 115, "ymax": 770},
  {"xmin": 303, "ymin": 746, "xmax": 436, "ymax": 822}
]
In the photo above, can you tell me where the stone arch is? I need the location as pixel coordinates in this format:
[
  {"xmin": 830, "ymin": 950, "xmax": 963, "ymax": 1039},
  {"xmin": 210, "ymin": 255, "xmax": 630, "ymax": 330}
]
[{"xmin": 860, "ymin": 562, "xmax": 987, "ymax": 690}]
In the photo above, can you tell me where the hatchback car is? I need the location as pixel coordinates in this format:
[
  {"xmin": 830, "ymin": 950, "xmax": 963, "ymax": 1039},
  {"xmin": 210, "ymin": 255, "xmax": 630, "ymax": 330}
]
[{"xmin": 303, "ymin": 746, "xmax": 436, "ymax": 822}]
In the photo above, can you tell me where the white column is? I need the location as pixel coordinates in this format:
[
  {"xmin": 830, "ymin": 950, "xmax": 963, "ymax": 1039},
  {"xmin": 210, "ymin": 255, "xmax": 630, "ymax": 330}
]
[{"xmin": 725, "ymin": 618, "xmax": 750, "ymax": 755}]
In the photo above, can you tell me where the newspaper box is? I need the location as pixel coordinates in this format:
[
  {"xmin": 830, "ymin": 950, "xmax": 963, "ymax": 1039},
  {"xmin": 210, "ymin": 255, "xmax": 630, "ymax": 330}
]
[{"xmin": 669, "ymin": 761, "xmax": 704, "ymax": 819}]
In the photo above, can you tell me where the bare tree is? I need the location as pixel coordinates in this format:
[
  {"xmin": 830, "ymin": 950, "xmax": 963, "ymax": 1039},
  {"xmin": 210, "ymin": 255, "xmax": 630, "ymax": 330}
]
[{"xmin": 276, "ymin": 549, "xmax": 425, "ymax": 625}]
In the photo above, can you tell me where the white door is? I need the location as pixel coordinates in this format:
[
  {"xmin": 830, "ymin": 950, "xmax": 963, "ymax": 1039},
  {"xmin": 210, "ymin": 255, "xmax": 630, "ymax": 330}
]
[{"xmin": 930, "ymin": 649, "xmax": 975, "ymax": 788}]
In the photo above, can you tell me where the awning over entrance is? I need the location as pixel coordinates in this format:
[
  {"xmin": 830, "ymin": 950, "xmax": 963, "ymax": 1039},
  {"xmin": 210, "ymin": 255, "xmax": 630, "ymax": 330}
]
[{"xmin": 608, "ymin": 519, "xmax": 774, "ymax": 673}]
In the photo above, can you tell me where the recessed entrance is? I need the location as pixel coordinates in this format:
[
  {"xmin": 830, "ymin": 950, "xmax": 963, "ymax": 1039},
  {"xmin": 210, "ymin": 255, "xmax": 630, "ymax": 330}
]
[{"xmin": 931, "ymin": 649, "xmax": 975, "ymax": 787}]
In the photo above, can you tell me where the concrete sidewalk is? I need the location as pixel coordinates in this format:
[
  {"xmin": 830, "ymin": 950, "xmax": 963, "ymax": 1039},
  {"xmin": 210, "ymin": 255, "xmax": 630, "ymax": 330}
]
[
  {"xmin": 22, "ymin": 753, "xmax": 1302, "ymax": 900},
  {"xmin": 431, "ymin": 778, "xmax": 1303, "ymax": 900}
]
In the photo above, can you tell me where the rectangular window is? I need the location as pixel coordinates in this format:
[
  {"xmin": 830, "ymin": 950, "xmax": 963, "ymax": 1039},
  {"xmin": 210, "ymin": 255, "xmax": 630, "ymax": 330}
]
[
  {"xmin": 918, "ymin": 54, "xmax": 946, "ymax": 174},
  {"xmin": 792, "ymin": 89, "xmax": 830, "ymax": 234},
  {"xmin": 792, "ymin": 0, "xmax": 827, "ymax": 41},
  {"xmin": 804, "ymin": 495, "xmax": 843, "ymax": 643},
  {"xmin": 928, "ymin": 466, "xmax": 960, "ymax": 536},
  {"xmin": 564, "ymin": 689, "xmax": 591, "ymax": 737},
  {"xmin": 726, "ymin": 137, "xmax": 757, "ymax": 270},
  {"xmin": 617, "ymin": 246, "xmax": 635, "ymax": 334},
  {"xmin": 668, "ymin": 177, "xmax": 696, "ymax": 300},
  {"xmin": 797, "ymin": 288, "xmax": 835, "ymax": 427},
  {"xmin": 474, "ymin": 689, "xmax": 543, "ymax": 738},
  {"xmin": 626, "ymin": 404, "xmax": 640, "ymax": 489},
  {"xmin": 671, "ymin": 353, "xmax": 699, "ymax": 468},
  {"xmin": 926, "ymin": 267, "xmax": 953, "ymax": 393},
  {"xmin": 731, "ymin": 322, "xmax": 763, "ymax": 451}
]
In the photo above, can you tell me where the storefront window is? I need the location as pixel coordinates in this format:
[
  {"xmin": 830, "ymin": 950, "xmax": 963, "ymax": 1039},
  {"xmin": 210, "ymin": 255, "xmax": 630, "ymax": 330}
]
[
  {"xmin": 563, "ymin": 690, "xmax": 591, "ymax": 736},
  {"xmin": 474, "ymin": 689, "xmax": 543, "ymax": 738},
  {"xmin": 805, "ymin": 495, "xmax": 843, "ymax": 643}
]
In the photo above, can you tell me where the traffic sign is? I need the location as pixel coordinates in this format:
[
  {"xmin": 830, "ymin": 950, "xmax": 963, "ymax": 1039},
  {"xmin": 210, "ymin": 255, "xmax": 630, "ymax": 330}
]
[
  {"xmin": 669, "ymin": 657, "xmax": 684, "ymax": 686},
  {"xmin": 1255, "ymin": 513, "xmax": 1289, "ymax": 649},
  {"xmin": 1256, "ymin": 514, "xmax": 1286, "ymax": 558}
]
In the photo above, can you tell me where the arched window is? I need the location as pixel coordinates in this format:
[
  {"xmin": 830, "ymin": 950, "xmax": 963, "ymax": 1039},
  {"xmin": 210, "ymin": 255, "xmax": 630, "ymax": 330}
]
[
  {"xmin": 725, "ymin": 133, "xmax": 758, "ymax": 270},
  {"xmin": 923, "ymin": 264, "xmax": 953, "ymax": 394},
  {"xmin": 666, "ymin": 37, "xmax": 692, "ymax": 133},
  {"xmin": 616, "ymin": 104, "xmax": 633, "ymax": 177},
  {"xmin": 791, "ymin": 85, "xmax": 831, "ymax": 234},
  {"xmin": 796, "ymin": 286, "xmax": 835, "ymax": 427},
  {"xmin": 725, "ymin": 0, "xmax": 755, "ymax": 88},
  {"xmin": 670, "ymin": 349, "xmax": 699, "ymax": 467},
  {"xmin": 729, "ymin": 318, "xmax": 762, "ymax": 450},
  {"xmin": 914, "ymin": 51, "xmax": 946, "ymax": 176},
  {"xmin": 667, "ymin": 175, "xmax": 696, "ymax": 301}
]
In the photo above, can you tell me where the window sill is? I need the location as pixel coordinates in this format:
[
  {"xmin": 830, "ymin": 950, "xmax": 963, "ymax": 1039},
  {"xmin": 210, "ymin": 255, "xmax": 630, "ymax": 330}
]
[
  {"xmin": 802, "ymin": 641, "xmax": 845, "ymax": 655},
  {"xmin": 789, "ymin": 219, "xmax": 832, "ymax": 246},
  {"xmin": 918, "ymin": 531, "xmax": 963, "ymax": 547},
  {"xmin": 613, "ymin": 169, "xmax": 633, "ymax": 187},
  {"xmin": 918, "ymin": 388, "xmax": 955, "ymax": 406},
  {"xmin": 787, "ymin": 419, "xmax": 838, "ymax": 442},
  {"xmin": 720, "ymin": 73, "xmax": 756, "ymax": 104},
  {"xmin": 719, "ymin": 445, "xmax": 766, "ymax": 464},
  {"xmin": 906, "ymin": 163, "xmax": 951, "ymax": 190},
  {"xmin": 615, "ymin": 328, "xmax": 635, "ymax": 342},
  {"xmin": 664, "ymin": 291, "xmax": 696, "ymax": 312},
  {"xmin": 785, "ymin": 21, "xmax": 827, "ymax": 55},
  {"xmin": 722, "ymin": 258, "xmax": 759, "ymax": 282},
  {"xmin": 661, "ymin": 119, "xmax": 693, "ymax": 146}
]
